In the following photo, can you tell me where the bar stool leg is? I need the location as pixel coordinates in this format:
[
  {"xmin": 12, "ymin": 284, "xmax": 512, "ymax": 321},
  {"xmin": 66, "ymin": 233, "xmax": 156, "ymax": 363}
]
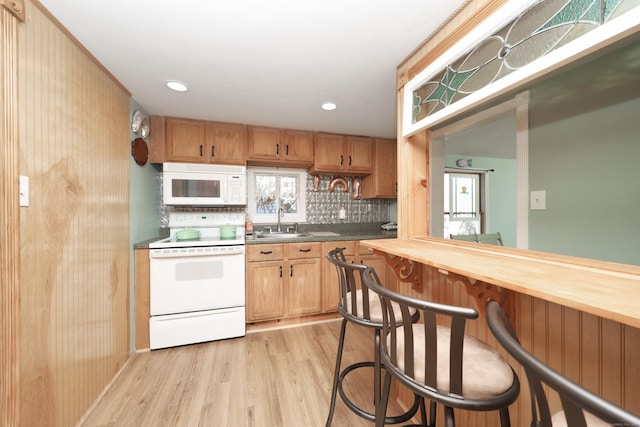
[
  {"xmin": 325, "ymin": 318, "xmax": 348, "ymax": 427},
  {"xmin": 374, "ymin": 329, "xmax": 381, "ymax": 409}
]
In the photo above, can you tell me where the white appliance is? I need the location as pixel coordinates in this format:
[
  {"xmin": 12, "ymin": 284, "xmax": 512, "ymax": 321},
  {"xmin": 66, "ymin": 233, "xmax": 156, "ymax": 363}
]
[
  {"xmin": 148, "ymin": 212, "xmax": 246, "ymax": 350},
  {"xmin": 163, "ymin": 162, "xmax": 247, "ymax": 206}
]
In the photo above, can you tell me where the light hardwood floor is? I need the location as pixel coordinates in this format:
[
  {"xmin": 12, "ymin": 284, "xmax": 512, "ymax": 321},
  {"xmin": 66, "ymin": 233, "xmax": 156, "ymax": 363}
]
[{"xmin": 79, "ymin": 319, "xmax": 418, "ymax": 426}]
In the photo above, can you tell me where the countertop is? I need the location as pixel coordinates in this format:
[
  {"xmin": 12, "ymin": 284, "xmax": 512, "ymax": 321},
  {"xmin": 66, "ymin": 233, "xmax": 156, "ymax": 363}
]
[
  {"xmin": 361, "ymin": 236, "xmax": 640, "ymax": 329},
  {"xmin": 134, "ymin": 223, "xmax": 396, "ymax": 249}
]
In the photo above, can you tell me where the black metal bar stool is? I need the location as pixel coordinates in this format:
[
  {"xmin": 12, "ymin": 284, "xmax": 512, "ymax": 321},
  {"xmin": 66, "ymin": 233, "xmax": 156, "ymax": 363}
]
[
  {"xmin": 487, "ymin": 300, "xmax": 640, "ymax": 427},
  {"xmin": 325, "ymin": 248, "xmax": 422, "ymax": 426},
  {"xmin": 363, "ymin": 266, "xmax": 520, "ymax": 427}
]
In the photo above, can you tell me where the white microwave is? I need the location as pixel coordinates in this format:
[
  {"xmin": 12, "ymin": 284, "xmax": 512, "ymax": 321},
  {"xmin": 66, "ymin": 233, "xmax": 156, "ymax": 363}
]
[{"xmin": 162, "ymin": 163, "xmax": 247, "ymax": 206}]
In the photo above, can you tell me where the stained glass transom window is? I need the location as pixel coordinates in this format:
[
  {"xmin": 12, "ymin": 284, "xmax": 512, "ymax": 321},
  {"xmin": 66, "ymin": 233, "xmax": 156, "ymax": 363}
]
[{"xmin": 412, "ymin": 0, "xmax": 640, "ymax": 123}]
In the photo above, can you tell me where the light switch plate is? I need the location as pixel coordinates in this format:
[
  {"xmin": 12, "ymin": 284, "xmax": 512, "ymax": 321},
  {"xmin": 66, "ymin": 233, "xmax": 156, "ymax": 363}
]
[
  {"xmin": 20, "ymin": 175, "xmax": 29, "ymax": 207},
  {"xmin": 530, "ymin": 190, "xmax": 545, "ymax": 210}
]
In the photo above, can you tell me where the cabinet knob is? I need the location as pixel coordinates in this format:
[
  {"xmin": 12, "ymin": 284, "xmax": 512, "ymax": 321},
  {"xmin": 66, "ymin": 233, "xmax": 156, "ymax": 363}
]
[
  {"xmin": 276, "ymin": 143, "xmax": 279, "ymax": 155},
  {"xmin": 299, "ymin": 248, "xmax": 311, "ymax": 253},
  {"xmin": 340, "ymin": 155, "xmax": 344, "ymax": 166},
  {"xmin": 211, "ymin": 145, "xmax": 215, "ymax": 157},
  {"xmin": 199, "ymin": 145, "xmax": 203, "ymax": 157}
]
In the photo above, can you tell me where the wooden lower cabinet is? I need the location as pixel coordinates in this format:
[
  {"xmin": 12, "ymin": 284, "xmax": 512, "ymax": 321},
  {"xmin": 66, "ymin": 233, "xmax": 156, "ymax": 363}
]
[
  {"xmin": 320, "ymin": 240, "xmax": 395, "ymax": 313},
  {"xmin": 287, "ymin": 258, "xmax": 322, "ymax": 316},
  {"xmin": 246, "ymin": 242, "xmax": 322, "ymax": 322},
  {"xmin": 246, "ymin": 260, "xmax": 285, "ymax": 321}
]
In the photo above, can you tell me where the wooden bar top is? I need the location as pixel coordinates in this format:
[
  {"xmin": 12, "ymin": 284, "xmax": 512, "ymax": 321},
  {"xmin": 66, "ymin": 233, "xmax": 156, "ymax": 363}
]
[{"xmin": 361, "ymin": 237, "xmax": 640, "ymax": 329}]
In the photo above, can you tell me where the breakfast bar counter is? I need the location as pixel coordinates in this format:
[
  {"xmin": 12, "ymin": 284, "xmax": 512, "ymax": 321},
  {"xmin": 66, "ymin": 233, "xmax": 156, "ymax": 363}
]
[{"xmin": 361, "ymin": 236, "xmax": 640, "ymax": 329}]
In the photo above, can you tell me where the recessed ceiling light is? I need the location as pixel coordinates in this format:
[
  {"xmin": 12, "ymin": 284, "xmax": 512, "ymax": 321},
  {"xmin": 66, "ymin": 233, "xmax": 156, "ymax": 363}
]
[
  {"xmin": 321, "ymin": 102, "xmax": 337, "ymax": 111},
  {"xmin": 166, "ymin": 80, "xmax": 188, "ymax": 92}
]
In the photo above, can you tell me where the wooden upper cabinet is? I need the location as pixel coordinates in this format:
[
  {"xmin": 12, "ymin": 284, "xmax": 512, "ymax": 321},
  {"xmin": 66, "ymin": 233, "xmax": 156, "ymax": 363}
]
[
  {"xmin": 312, "ymin": 132, "xmax": 344, "ymax": 171},
  {"xmin": 205, "ymin": 121, "xmax": 246, "ymax": 165},
  {"xmin": 165, "ymin": 118, "xmax": 206, "ymax": 163},
  {"xmin": 282, "ymin": 130, "xmax": 314, "ymax": 163},
  {"xmin": 346, "ymin": 135, "xmax": 374, "ymax": 173},
  {"xmin": 362, "ymin": 138, "xmax": 397, "ymax": 199},
  {"xmin": 310, "ymin": 132, "xmax": 373, "ymax": 175},
  {"xmin": 246, "ymin": 126, "xmax": 314, "ymax": 167},
  {"xmin": 149, "ymin": 116, "xmax": 246, "ymax": 165}
]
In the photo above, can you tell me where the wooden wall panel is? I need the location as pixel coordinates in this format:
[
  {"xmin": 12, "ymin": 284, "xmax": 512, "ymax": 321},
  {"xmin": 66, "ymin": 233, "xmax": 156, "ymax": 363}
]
[
  {"xmin": 17, "ymin": 2, "xmax": 130, "ymax": 425},
  {"xmin": 1, "ymin": 3, "xmax": 24, "ymax": 426},
  {"xmin": 134, "ymin": 249, "xmax": 150, "ymax": 350}
]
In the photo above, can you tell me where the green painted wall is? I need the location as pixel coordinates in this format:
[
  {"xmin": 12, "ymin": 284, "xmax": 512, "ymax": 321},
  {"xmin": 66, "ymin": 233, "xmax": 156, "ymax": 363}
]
[{"xmin": 529, "ymin": 96, "xmax": 640, "ymax": 265}]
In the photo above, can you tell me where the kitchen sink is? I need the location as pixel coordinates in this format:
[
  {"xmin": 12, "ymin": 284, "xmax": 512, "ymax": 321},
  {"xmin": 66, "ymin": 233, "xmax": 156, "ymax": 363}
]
[{"xmin": 255, "ymin": 232, "xmax": 312, "ymax": 239}]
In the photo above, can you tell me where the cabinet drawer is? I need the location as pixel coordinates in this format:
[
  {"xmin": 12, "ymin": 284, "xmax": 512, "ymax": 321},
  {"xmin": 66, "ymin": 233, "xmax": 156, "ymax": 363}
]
[
  {"xmin": 287, "ymin": 242, "xmax": 322, "ymax": 259},
  {"xmin": 246, "ymin": 244, "xmax": 284, "ymax": 262},
  {"xmin": 323, "ymin": 240, "xmax": 357, "ymax": 257}
]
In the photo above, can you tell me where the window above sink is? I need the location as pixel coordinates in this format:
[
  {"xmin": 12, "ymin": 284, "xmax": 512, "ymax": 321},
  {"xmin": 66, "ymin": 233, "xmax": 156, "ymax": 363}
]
[{"xmin": 247, "ymin": 167, "xmax": 307, "ymax": 224}]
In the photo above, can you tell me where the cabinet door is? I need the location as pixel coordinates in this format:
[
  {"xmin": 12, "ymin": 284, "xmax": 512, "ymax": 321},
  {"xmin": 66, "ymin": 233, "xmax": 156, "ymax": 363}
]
[
  {"xmin": 362, "ymin": 138, "xmax": 397, "ymax": 198},
  {"xmin": 346, "ymin": 135, "xmax": 373, "ymax": 173},
  {"xmin": 247, "ymin": 126, "xmax": 282, "ymax": 161},
  {"xmin": 246, "ymin": 261, "xmax": 284, "ymax": 321},
  {"xmin": 314, "ymin": 133, "xmax": 345, "ymax": 171},
  {"xmin": 321, "ymin": 241, "xmax": 357, "ymax": 312},
  {"xmin": 205, "ymin": 122, "xmax": 246, "ymax": 165},
  {"xmin": 165, "ymin": 118, "xmax": 206, "ymax": 162},
  {"xmin": 287, "ymin": 258, "xmax": 322, "ymax": 316},
  {"xmin": 282, "ymin": 130, "xmax": 314, "ymax": 164},
  {"xmin": 357, "ymin": 254, "xmax": 387, "ymax": 289}
]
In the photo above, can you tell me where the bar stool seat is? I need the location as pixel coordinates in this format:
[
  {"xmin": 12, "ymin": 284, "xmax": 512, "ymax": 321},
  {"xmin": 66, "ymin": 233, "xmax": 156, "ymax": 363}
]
[
  {"xmin": 393, "ymin": 324, "xmax": 516, "ymax": 400},
  {"xmin": 325, "ymin": 248, "xmax": 422, "ymax": 426}
]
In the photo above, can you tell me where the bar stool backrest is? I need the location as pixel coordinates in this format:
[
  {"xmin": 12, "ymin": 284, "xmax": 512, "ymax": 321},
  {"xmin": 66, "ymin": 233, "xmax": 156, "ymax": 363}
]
[
  {"xmin": 326, "ymin": 247, "xmax": 374, "ymax": 325},
  {"xmin": 487, "ymin": 301, "xmax": 640, "ymax": 427}
]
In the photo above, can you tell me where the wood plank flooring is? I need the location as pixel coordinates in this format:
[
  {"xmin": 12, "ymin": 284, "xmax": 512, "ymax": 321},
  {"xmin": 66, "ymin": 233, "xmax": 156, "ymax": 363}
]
[{"xmin": 79, "ymin": 319, "xmax": 419, "ymax": 426}]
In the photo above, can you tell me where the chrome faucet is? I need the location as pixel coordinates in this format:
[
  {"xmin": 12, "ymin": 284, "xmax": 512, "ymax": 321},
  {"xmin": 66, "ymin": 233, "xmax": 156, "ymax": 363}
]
[{"xmin": 276, "ymin": 207, "xmax": 282, "ymax": 232}]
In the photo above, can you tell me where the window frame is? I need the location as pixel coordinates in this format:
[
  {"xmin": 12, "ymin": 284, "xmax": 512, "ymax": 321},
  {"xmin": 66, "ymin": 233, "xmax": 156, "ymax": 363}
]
[{"xmin": 247, "ymin": 167, "xmax": 307, "ymax": 225}]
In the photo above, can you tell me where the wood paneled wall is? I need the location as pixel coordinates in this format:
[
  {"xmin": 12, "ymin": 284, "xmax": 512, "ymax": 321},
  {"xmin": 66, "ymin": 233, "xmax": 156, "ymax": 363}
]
[
  {"xmin": 1, "ymin": 2, "xmax": 24, "ymax": 426},
  {"xmin": 12, "ymin": 2, "xmax": 131, "ymax": 425}
]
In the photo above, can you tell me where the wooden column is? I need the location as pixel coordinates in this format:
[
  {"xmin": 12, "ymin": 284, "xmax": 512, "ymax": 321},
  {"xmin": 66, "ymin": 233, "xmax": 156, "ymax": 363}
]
[{"xmin": 1, "ymin": 2, "xmax": 25, "ymax": 426}]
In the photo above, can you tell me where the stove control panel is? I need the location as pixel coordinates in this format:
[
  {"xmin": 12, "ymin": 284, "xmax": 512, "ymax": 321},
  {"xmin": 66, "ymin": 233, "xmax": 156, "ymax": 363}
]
[{"xmin": 169, "ymin": 212, "xmax": 245, "ymax": 228}]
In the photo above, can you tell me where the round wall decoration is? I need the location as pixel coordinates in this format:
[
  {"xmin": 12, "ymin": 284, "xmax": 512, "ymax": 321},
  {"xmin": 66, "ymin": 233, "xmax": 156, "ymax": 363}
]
[
  {"xmin": 131, "ymin": 137, "xmax": 149, "ymax": 166},
  {"xmin": 131, "ymin": 110, "xmax": 142, "ymax": 134}
]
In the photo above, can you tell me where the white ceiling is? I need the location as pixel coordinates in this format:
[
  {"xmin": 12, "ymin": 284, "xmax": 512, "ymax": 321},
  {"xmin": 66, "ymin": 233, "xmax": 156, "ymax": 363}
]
[{"xmin": 38, "ymin": 0, "xmax": 468, "ymax": 139}]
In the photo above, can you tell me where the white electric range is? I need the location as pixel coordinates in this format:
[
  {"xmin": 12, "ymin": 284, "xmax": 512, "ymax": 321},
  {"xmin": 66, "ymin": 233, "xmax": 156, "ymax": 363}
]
[{"xmin": 148, "ymin": 212, "xmax": 246, "ymax": 350}]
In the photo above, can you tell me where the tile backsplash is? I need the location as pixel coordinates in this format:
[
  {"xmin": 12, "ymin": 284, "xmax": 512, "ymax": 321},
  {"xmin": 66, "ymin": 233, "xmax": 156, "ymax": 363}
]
[
  {"xmin": 158, "ymin": 172, "xmax": 391, "ymax": 227},
  {"xmin": 304, "ymin": 175, "xmax": 390, "ymax": 223}
]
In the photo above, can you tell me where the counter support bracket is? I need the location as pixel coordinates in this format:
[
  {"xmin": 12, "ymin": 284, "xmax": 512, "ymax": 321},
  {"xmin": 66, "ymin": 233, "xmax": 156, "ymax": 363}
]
[
  {"xmin": 374, "ymin": 249, "xmax": 513, "ymax": 320},
  {"xmin": 441, "ymin": 269, "xmax": 514, "ymax": 320},
  {"xmin": 373, "ymin": 249, "xmax": 422, "ymax": 292}
]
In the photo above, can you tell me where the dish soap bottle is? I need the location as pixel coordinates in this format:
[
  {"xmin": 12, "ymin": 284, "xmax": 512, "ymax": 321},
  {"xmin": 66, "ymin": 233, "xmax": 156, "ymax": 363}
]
[{"xmin": 245, "ymin": 213, "xmax": 253, "ymax": 235}]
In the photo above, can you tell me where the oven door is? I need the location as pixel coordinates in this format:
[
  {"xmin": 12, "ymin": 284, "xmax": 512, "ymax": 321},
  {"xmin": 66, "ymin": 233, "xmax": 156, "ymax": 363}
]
[{"xmin": 149, "ymin": 245, "xmax": 245, "ymax": 316}]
